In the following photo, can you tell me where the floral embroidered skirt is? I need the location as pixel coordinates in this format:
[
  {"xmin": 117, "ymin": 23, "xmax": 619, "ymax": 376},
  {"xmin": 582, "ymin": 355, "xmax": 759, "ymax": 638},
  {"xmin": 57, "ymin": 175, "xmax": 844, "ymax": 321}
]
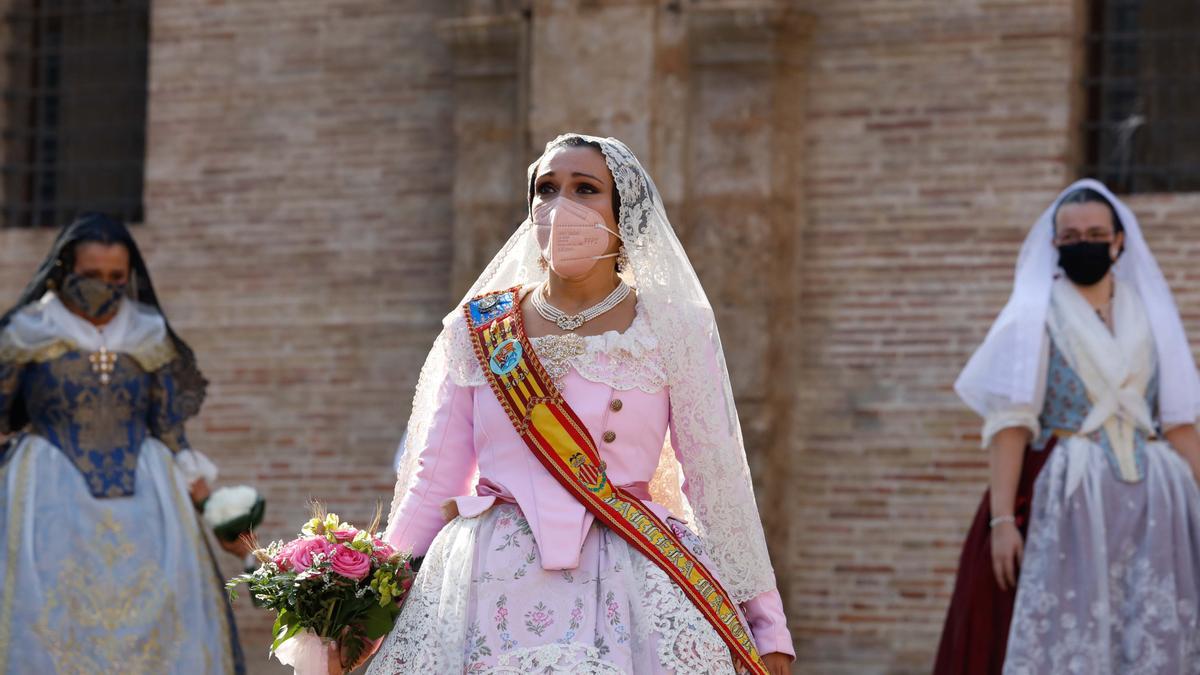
[
  {"xmin": 1004, "ymin": 439, "xmax": 1200, "ymax": 674},
  {"xmin": 367, "ymin": 503, "xmax": 741, "ymax": 674}
]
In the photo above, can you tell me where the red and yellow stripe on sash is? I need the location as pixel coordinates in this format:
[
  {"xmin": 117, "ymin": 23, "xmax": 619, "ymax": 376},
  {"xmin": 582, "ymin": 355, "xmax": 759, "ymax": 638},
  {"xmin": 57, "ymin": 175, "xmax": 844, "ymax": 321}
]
[{"xmin": 465, "ymin": 287, "xmax": 767, "ymax": 675}]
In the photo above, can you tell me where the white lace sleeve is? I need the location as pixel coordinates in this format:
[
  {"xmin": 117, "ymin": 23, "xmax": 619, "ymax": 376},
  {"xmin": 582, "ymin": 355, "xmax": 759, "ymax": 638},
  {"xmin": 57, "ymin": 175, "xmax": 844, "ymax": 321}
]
[{"xmin": 979, "ymin": 332, "xmax": 1050, "ymax": 448}]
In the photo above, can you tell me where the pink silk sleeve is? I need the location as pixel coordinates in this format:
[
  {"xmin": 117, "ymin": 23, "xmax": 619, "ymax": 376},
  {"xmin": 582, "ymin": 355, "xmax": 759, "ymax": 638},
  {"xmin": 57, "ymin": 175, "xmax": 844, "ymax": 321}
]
[
  {"xmin": 742, "ymin": 589, "xmax": 795, "ymax": 658},
  {"xmin": 386, "ymin": 376, "xmax": 477, "ymax": 557}
]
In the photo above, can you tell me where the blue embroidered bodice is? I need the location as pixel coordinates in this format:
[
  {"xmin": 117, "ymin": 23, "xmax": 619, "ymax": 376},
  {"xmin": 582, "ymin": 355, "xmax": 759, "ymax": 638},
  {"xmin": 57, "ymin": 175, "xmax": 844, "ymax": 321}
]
[
  {"xmin": 0, "ymin": 348, "xmax": 189, "ymax": 498},
  {"xmin": 1034, "ymin": 338, "xmax": 1159, "ymax": 481}
]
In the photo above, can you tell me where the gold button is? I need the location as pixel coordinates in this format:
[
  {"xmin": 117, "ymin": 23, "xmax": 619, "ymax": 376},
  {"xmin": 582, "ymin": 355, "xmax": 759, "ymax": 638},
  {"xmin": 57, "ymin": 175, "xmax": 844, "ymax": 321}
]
[
  {"xmin": 602, "ymin": 431, "xmax": 616, "ymax": 443},
  {"xmin": 610, "ymin": 399, "xmax": 623, "ymax": 412}
]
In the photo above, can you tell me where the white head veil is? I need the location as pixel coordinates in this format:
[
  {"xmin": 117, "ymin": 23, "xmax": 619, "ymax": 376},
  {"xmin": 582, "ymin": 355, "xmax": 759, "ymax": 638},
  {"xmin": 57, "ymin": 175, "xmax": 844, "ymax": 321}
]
[
  {"xmin": 388, "ymin": 133, "xmax": 777, "ymax": 602},
  {"xmin": 955, "ymin": 178, "xmax": 1200, "ymax": 426}
]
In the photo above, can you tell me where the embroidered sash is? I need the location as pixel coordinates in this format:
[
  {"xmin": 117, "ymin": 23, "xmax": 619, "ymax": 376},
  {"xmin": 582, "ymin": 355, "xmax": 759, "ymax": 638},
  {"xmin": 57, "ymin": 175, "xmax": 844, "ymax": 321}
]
[{"xmin": 465, "ymin": 287, "xmax": 767, "ymax": 674}]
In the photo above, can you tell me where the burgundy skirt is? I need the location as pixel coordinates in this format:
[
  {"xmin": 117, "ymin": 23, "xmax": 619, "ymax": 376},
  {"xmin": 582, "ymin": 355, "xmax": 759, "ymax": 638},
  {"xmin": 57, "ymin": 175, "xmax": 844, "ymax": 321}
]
[{"xmin": 932, "ymin": 439, "xmax": 1054, "ymax": 675}]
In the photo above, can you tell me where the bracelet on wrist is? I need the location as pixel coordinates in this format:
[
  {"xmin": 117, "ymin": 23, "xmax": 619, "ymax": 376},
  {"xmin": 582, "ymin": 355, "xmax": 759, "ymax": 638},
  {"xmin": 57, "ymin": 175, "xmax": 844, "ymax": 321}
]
[{"xmin": 989, "ymin": 514, "xmax": 1016, "ymax": 529}]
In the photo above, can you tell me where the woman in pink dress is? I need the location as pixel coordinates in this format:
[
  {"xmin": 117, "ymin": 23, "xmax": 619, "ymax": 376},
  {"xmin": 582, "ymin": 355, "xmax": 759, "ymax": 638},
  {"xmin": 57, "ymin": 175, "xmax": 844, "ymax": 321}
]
[{"xmin": 363, "ymin": 134, "xmax": 794, "ymax": 674}]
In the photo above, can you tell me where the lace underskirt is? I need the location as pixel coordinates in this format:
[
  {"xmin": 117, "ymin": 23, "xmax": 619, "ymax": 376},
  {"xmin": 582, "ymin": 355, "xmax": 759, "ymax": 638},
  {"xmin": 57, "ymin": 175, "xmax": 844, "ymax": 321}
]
[{"xmin": 1004, "ymin": 440, "xmax": 1200, "ymax": 674}]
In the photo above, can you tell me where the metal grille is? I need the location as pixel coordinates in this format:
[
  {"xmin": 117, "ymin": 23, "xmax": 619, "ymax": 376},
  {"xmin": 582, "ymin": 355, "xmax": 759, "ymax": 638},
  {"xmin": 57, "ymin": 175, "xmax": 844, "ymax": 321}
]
[
  {"xmin": 1082, "ymin": 0, "xmax": 1200, "ymax": 193},
  {"xmin": 2, "ymin": 0, "xmax": 150, "ymax": 228}
]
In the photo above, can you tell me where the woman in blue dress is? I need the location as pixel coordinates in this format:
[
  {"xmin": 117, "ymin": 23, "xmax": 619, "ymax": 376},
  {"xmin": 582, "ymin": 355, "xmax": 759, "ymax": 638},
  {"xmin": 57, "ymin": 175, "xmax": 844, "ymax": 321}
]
[{"xmin": 0, "ymin": 214, "xmax": 244, "ymax": 673}]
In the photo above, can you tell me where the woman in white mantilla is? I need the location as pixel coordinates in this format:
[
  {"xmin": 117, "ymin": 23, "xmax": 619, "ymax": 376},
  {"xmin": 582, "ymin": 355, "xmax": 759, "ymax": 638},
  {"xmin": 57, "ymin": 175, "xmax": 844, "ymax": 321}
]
[
  {"xmin": 955, "ymin": 180, "xmax": 1200, "ymax": 674},
  {"xmin": 363, "ymin": 135, "xmax": 794, "ymax": 674}
]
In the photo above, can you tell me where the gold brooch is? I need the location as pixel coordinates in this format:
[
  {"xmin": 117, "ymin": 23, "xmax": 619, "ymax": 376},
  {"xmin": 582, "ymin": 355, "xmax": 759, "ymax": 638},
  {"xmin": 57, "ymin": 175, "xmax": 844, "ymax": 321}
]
[{"xmin": 89, "ymin": 347, "xmax": 117, "ymax": 384}]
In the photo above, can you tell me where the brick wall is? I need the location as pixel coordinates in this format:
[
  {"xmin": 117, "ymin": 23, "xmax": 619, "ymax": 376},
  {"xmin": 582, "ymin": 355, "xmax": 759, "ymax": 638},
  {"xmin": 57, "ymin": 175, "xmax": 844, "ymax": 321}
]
[
  {"xmin": 2, "ymin": 3, "xmax": 454, "ymax": 672},
  {"xmin": 792, "ymin": 1, "xmax": 1080, "ymax": 669},
  {"xmin": 794, "ymin": 0, "xmax": 1200, "ymax": 671}
]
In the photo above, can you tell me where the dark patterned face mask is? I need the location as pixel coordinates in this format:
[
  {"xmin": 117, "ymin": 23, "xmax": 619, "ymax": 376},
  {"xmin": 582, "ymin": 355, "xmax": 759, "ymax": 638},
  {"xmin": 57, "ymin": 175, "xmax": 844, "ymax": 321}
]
[{"xmin": 60, "ymin": 273, "xmax": 126, "ymax": 319}]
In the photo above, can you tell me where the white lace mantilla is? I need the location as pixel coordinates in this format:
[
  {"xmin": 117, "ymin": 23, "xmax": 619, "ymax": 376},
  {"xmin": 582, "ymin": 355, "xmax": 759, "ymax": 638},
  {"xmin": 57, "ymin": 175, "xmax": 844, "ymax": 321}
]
[{"xmin": 447, "ymin": 300, "xmax": 668, "ymax": 394}]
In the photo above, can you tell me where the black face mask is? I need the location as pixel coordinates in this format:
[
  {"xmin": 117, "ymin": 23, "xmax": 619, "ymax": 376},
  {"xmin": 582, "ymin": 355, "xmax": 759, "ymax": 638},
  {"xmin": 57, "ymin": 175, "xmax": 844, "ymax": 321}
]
[{"xmin": 1057, "ymin": 242, "xmax": 1115, "ymax": 286}]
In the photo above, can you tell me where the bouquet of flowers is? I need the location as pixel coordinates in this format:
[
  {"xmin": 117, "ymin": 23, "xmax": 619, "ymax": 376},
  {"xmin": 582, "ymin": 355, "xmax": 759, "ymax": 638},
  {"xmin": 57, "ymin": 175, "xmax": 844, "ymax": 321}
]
[
  {"xmin": 202, "ymin": 485, "xmax": 266, "ymax": 543},
  {"xmin": 227, "ymin": 506, "xmax": 414, "ymax": 674}
]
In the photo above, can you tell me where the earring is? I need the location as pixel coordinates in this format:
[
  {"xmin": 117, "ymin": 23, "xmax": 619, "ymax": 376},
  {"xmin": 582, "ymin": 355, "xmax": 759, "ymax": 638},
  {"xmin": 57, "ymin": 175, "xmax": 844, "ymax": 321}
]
[
  {"xmin": 538, "ymin": 256, "xmax": 549, "ymax": 272},
  {"xmin": 616, "ymin": 246, "xmax": 629, "ymax": 273}
]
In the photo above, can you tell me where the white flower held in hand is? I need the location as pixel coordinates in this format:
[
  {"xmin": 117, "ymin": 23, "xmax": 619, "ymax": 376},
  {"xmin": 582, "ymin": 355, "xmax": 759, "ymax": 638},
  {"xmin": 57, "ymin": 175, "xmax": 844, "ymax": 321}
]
[{"xmin": 203, "ymin": 485, "xmax": 262, "ymax": 528}]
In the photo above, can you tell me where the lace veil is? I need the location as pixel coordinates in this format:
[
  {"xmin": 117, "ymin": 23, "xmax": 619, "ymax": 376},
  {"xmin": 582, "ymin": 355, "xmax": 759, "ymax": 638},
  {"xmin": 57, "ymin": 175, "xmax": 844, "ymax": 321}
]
[
  {"xmin": 955, "ymin": 178, "xmax": 1200, "ymax": 426},
  {"xmin": 387, "ymin": 134, "xmax": 777, "ymax": 602}
]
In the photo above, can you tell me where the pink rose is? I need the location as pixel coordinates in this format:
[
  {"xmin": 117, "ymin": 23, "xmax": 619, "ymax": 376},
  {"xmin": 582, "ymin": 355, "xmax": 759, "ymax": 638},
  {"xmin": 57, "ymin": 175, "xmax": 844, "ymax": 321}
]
[
  {"xmin": 371, "ymin": 539, "xmax": 396, "ymax": 562},
  {"xmin": 331, "ymin": 528, "xmax": 358, "ymax": 544},
  {"xmin": 329, "ymin": 544, "xmax": 372, "ymax": 580},
  {"xmin": 272, "ymin": 542, "xmax": 296, "ymax": 571},
  {"xmin": 285, "ymin": 536, "xmax": 332, "ymax": 571}
]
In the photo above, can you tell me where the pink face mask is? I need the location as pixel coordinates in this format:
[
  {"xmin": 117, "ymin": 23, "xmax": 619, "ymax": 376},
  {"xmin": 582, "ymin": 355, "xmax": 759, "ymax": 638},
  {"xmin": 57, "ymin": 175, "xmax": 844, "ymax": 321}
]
[{"xmin": 533, "ymin": 199, "xmax": 621, "ymax": 279}]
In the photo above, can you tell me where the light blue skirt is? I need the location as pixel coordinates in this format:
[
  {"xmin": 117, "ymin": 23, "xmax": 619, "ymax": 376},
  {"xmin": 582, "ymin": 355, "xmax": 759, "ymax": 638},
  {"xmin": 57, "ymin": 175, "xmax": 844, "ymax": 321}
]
[{"xmin": 0, "ymin": 434, "xmax": 243, "ymax": 674}]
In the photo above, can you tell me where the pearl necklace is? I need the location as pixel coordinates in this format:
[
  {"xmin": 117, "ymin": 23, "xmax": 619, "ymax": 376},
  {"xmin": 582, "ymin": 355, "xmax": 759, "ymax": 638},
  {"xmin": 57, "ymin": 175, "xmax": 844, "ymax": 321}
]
[{"xmin": 531, "ymin": 281, "xmax": 631, "ymax": 331}]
